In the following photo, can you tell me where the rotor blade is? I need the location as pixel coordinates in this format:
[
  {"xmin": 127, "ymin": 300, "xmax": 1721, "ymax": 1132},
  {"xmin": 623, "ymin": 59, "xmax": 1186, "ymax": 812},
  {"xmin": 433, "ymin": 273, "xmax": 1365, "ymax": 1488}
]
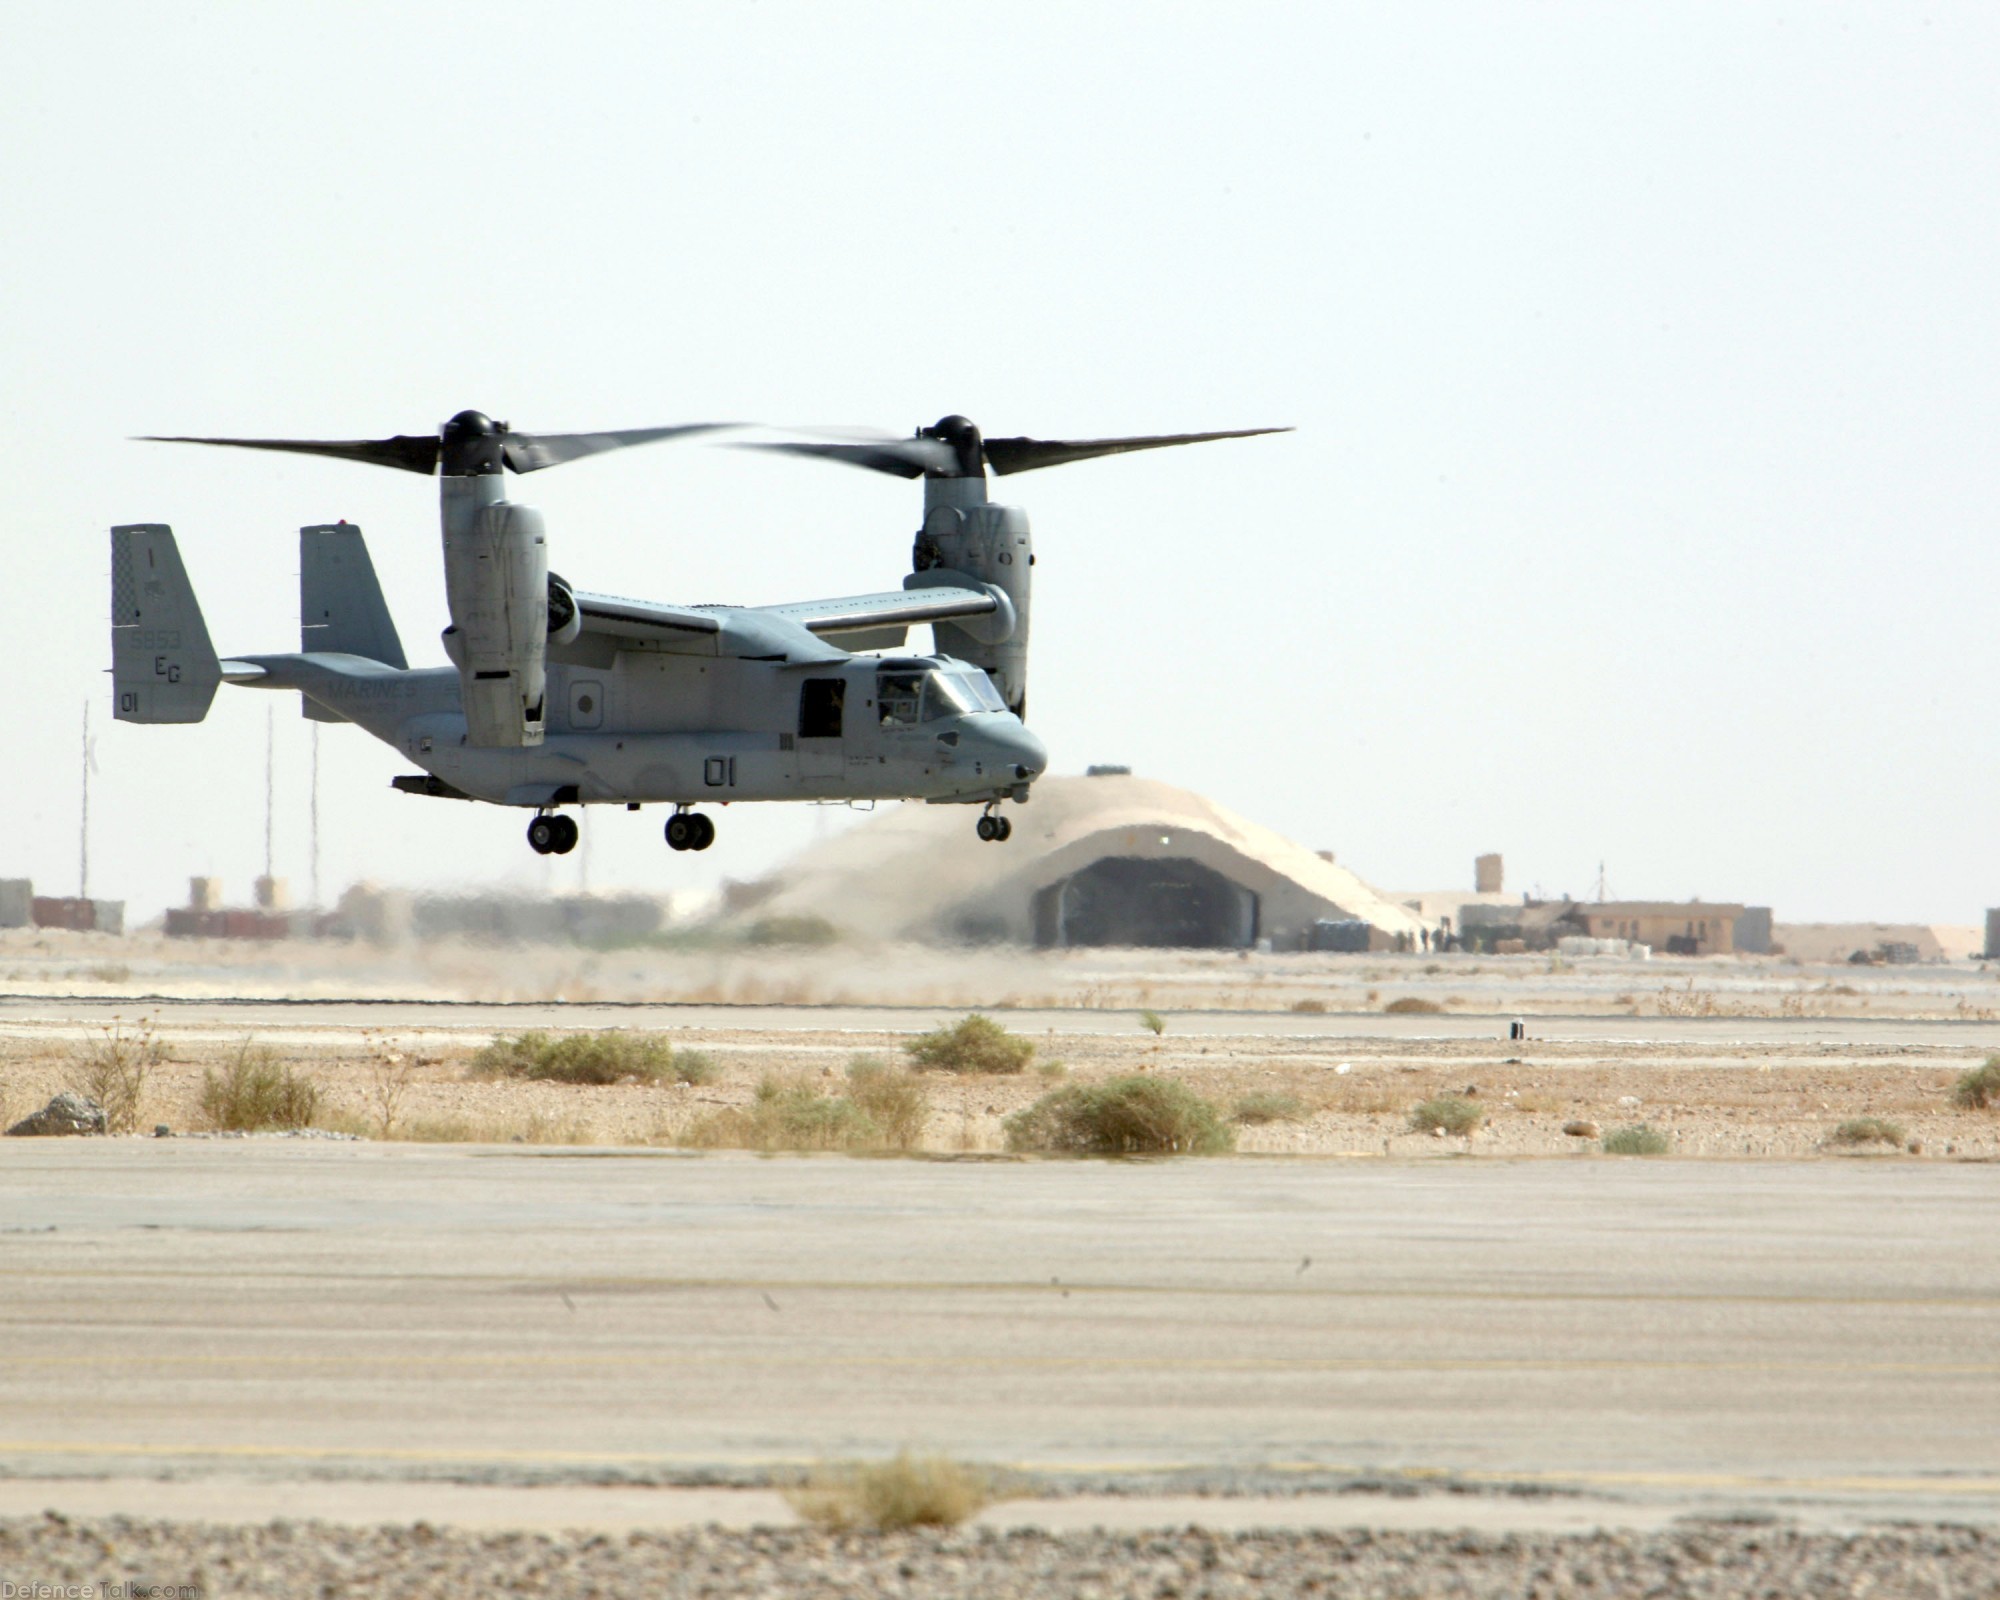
[
  {"xmin": 138, "ymin": 434, "xmax": 442, "ymax": 474},
  {"xmin": 981, "ymin": 426, "xmax": 1293, "ymax": 476},
  {"xmin": 730, "ymin": 436, "xmax": 958, "ymax": 479},
  {"xmin": 501, "ymin": 423, "xmax": 738, "ymax": 474}
]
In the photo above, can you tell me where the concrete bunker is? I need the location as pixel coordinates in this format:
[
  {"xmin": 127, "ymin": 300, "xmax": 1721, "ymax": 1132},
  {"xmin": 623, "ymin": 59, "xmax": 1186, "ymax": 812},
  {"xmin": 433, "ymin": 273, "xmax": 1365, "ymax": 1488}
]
[{"xmin": 1033, "ymin": 856, "xmax": 1259, "ymax": 949}]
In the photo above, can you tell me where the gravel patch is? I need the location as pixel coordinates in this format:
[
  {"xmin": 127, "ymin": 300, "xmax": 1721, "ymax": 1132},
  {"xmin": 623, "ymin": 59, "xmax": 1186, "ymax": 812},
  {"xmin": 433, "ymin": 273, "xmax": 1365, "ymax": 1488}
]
[{"xmin": 5, "ymin": 1515, "xmax": 1999, "ymax": 1598}]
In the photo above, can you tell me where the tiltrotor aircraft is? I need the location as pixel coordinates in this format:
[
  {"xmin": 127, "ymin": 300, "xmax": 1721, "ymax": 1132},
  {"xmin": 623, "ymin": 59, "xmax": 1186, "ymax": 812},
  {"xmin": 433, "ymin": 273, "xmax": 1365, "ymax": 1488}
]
[{"xmin": 112, "ymin": 411, "xmax": 1283, "ymax": 855}]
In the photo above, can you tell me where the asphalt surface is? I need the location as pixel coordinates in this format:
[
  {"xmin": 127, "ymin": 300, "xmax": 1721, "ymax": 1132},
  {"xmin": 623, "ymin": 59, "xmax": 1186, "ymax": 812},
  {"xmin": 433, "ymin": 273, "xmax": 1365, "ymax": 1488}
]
[
  {"xmin": 1, "ymin": 1142, "xmax": 1996, "ymax": 1529},
  {"xmin": 8, "ymin": 992, "xmax": 2000, "ymax": 1045}
]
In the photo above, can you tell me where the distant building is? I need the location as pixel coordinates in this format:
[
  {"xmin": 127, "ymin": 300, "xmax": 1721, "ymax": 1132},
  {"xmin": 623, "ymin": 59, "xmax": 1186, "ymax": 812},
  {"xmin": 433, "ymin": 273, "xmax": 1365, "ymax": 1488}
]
[
  {"xmin": 1566, "ymin": 901, "xmax": 1749, "ymax": 956},
  {"xmin": 727, "ymin": 775, "xmax": 1426, "ymax": 950},
  {"xmin": 0, "ymin": 879, "xmax": 124, "ymax": 935}
]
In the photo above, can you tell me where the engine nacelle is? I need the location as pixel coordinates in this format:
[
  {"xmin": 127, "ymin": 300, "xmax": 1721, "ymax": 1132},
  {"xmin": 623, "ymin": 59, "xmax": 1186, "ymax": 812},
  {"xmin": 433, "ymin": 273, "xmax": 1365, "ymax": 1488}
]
[
  {"xmin": 441, "ymin": 499, "xmax": 549, "ymax": 747},
  {"xmin": 911, "ymin": 499, "xmax": 1032, "ymax": 715},
  {"xmin": 546, "ymin": 574, "xmax": 582, "ymax": 647}
]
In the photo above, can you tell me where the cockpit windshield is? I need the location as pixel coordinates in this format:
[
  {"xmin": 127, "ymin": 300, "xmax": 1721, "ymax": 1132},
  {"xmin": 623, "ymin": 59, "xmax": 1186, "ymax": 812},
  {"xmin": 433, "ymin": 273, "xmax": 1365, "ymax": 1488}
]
[
  {"xmin": 877, "ymin": 667, "xmax": 1007, "ymax": 726},
  {"xmin": 923, "ymin": 669, "xmax": 1007, "ymax": 719}
]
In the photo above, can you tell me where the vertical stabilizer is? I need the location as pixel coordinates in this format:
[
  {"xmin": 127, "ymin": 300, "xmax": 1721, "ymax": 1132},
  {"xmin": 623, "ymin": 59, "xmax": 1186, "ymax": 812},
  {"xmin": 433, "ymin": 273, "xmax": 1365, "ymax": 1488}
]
[
  {"xmin": 300, "ymin": 524, "xmax": 407, "ymax": 665},
  {"xmin": 110, "ymin": 524, "xmax": 222, "ymax": 723},
  {"xmin": 300, "ymin": 523, "xmax": 407, "ymax": 722}
]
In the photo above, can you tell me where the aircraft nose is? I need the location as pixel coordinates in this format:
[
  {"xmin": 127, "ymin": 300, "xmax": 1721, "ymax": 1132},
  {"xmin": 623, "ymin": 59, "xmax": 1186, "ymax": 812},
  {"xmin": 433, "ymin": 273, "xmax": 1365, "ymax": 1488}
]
[{"xmin": 987, "ymin": 719, "xmax": 1047, "ymax": 782}]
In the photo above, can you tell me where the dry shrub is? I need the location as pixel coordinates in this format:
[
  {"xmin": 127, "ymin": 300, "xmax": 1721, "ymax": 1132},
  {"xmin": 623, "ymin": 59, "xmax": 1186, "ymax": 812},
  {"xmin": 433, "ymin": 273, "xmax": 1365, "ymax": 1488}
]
[
  {"xmin": 66, "ymin": 1017, "xmax": 164, "ymax": 1133},
  {"xmin": 905, "ymin": 1014, "xmax": 1033, "ymax": 1076},
  {"xmin": 470, "ymin": 1030, "xmax": 674, "ymax": 1085},
  {"xmin": 743, "ymin": 914, "xmax": 840, "ymax": 947},
  {"xmin": 360, "ymin": 1032, "xmax": 417, "ymax": 1139},
  {"xmin": 1602, "ymin": 1124, "xmax": 1670, "ymax": 1156},
  {"xmin": 1409, "ymin": 1095, "xmax": 1481, "ymax": 1135},
  {"xmin": 1954, "ymin": 1058, "xmax": 2000, "ymax": 1110},
  {"xmin": 844, "ymin": 1059, "xmax": 930, "ymax": 1148},
  {"xmin": 681, "ymin": 1073, "xmax": 929, "ymax": 1153},
  {"xmin": 1383, "ymin": 997, "xmax": 1443, "ymax": 1015},
  {"xmin": 1232, "ymin": 1091, "xmax": 1307, "ymax": 1125},
  {"xmin": 199, "ymin": 1044, "xmax": 320, "ymax": 1131},
  {"xmin": 672, "ymin": 1049, "xmax": 719, "ymax": 1086},
  {"xmin": 1831, "ymin": 1116, "xmax": 1905, "ymax": 1147},
  {"xmin": 1289, "ymin": 999, "xmax": 1328, "ymax": 1014},
  {"xmin": 1004, "ymin": 1076, "xmax": 1235, "ymax": 1156},
  {"xmin": 787, "ymin": 1452, "xmax": 993, "ymax": 1531}
]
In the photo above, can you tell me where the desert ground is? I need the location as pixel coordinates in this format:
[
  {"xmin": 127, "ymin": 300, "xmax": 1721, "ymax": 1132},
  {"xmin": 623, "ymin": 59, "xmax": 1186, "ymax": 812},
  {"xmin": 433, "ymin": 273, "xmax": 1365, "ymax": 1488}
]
[
  {"xmin": 4, "ymin": 928, "xmax": 1999, "ymax": 1158},
  {"xmin": 4, "ymin": 930, "xmax": 1999, "ymax": 1596}
]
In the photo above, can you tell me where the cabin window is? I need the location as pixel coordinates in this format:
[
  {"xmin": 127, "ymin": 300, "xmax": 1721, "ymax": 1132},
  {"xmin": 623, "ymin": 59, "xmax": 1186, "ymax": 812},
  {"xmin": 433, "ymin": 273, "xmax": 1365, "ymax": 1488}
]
[{"xmin": 799, "ymin": 678, "xmax": 844, "ymax": 738}]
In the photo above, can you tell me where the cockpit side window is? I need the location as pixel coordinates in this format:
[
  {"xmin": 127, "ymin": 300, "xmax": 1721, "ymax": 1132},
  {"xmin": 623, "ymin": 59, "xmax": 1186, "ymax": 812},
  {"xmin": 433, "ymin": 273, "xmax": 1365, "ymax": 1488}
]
[{"xmin": 877, "ymin": 672, "xmax": 923, "ymax": 727}]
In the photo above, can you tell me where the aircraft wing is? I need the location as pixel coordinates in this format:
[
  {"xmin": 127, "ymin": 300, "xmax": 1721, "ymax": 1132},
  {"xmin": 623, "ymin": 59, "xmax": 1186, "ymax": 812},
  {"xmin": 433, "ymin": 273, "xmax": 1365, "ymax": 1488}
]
[
  {"xmin": 757, "ymin": 584, "xmax": 1002, "ymax": 639},
  {"xmin": 569, "ymin": 589, "xmax": 721, "ymax": 640},
  {"xmin": 569, "ymin": 588, "xmax": 846, "ymax": 663}
]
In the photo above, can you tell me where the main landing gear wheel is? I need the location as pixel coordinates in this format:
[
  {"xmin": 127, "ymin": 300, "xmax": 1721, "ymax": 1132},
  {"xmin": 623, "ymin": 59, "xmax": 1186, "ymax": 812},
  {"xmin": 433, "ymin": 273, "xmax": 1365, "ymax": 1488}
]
[
  {"xmin": 666, "ymin": 812, "xmax": 716, "ymax": 852},
  {"xmin": 528, "ymin": 814, "xmax": 579, "ymax": 855},
  {"xmin": 976, "ymin": 813, "xmax": 1013, "ymax": 843}
]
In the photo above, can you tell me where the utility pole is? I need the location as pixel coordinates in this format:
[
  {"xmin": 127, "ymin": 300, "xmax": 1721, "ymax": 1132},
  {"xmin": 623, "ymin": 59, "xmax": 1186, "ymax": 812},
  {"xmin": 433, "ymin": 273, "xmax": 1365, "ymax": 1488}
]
[
  {"xmin": 264, "ymin": 705, "xmax": 275, "ymax": 884},
  {"xmin": 79, "ymin": 700, "xmax": 91, "ymax": 899},
  {"xmin": 309, "ymin": 722, "xmax": 320, "ymax": 909}
]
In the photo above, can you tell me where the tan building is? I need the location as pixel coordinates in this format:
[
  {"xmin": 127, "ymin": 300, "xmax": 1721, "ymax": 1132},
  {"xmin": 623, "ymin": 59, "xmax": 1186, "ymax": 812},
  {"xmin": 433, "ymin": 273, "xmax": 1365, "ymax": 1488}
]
[{"xmin": 1568, "ymin": 901, "xmax": 1747, "ymax": 956}]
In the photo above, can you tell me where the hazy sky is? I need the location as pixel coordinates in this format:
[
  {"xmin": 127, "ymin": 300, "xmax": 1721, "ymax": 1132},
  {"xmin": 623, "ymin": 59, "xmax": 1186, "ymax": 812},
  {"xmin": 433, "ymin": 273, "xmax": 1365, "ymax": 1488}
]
[{"xmin": 7, "ymin": 4, "xmax": 1998, "ymax": 925}]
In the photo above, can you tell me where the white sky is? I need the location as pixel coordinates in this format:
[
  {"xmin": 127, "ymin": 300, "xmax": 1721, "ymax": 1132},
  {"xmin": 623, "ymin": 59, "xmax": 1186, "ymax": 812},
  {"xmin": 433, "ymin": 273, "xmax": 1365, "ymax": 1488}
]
[{"xmin": 7, "ymin": 4, "xmax": 1998, "ymax": 925}]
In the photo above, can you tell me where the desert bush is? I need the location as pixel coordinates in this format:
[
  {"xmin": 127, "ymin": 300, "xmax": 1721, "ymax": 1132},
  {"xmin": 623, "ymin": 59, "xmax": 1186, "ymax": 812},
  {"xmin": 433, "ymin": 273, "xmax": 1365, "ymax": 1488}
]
[
  {"xmin": 843, "ymin": 1059, "xmax": 931, "ymax": 1148},
  {"xmin": 1831, "ymin": 1116, "xmax": 1905, "ymax": 1147},
  {"xmin": 199, "ymin": 1044, "xmax": 320, "ymax": 1131},
  {"xmin": 743, "ymin": 914, "xmax": 840, "ymax": 947},
  {"xmin": 66, "ymin": 1017, "xmax": 164, "ymax": 1133},
  {"xmin": 1954, "ymin": 1058, "xmax": 2000, "ymax": 1110},
  {"xmin": 905, "ymin": 1014, "xmax": 1033, "ymax": 1076},
  {"xmin": 680, "ymin": 1074, "xmax": 926, "ymax": 1153},
  {"xmin": 1035, "ymin": 1060, "xmax": 1068, "ymax": 1081},
  {"xmin": 672, "ymin": 1049, "xmax": 719, "ymax": 1086},
  {"xmin": 1409, "ymin": 1095, "xmax": 1481, "ymax": 1135},
  {"xmin": 1289, "ymin": 998, "xmax": 1327, "ymax": 1014},
  {"xmin": 1004, "ymin": 1076, "xmax": 1235, "ymax": 1156},
  {"xmin": 470, "ymin": 1030, "xmax": 674, "ymax": 1085},
  {"xmin": 360, "ymin": 1032, "xmax": 417, "ymax": 1139},
  {"xmin": 786, "ymin": 1452, "xmax": 994, "ymax": 1531},
  {"xmin": 1138, "ymin": 1009, "xmax": 1166, "ymax": 1036},
  {"xmin": 1383, "ymin": 996, "xmax": 1443, "ymax": 1015},
  {"xmin": 1602, "ymin": 1124, "xmax": 1670, "ymax": 1156},
  {"xmin": 1232, "ymin": 1091, "xmax": 1307, "ymax": 1125}
]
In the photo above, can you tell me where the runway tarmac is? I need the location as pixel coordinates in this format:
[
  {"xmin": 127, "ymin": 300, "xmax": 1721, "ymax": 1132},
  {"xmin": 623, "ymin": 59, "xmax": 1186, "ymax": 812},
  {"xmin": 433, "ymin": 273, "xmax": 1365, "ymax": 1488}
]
[
  {"xmin": 1, "ymin": 1141, "xmax": 1995, "ymax": 1529},
  {"xmin": 8, "ymin": 991, "xmax": 2000, "ymax": 1046}
]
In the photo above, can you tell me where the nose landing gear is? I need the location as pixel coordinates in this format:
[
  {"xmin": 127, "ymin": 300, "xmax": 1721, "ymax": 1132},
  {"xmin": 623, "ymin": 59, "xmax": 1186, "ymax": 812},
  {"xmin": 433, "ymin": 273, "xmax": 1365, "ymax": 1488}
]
[
  {"xmin": 975, "ymin": 807, "xmax": 1013, "ymax": 843},
  {"xmin": 666, "ymin": 809, "xmax": 715, "ymax": 852},
  {"xmin": 527, "ymin": 813, "xmax": 579, "ymax": 855}
]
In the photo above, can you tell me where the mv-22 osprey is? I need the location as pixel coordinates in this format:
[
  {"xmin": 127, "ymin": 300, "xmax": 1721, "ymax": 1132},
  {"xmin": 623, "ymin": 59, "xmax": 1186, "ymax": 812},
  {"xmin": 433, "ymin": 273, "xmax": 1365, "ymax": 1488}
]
[{"xmin": 113, "ymin": 412, "xmax": 1283, "ymax": 856}]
